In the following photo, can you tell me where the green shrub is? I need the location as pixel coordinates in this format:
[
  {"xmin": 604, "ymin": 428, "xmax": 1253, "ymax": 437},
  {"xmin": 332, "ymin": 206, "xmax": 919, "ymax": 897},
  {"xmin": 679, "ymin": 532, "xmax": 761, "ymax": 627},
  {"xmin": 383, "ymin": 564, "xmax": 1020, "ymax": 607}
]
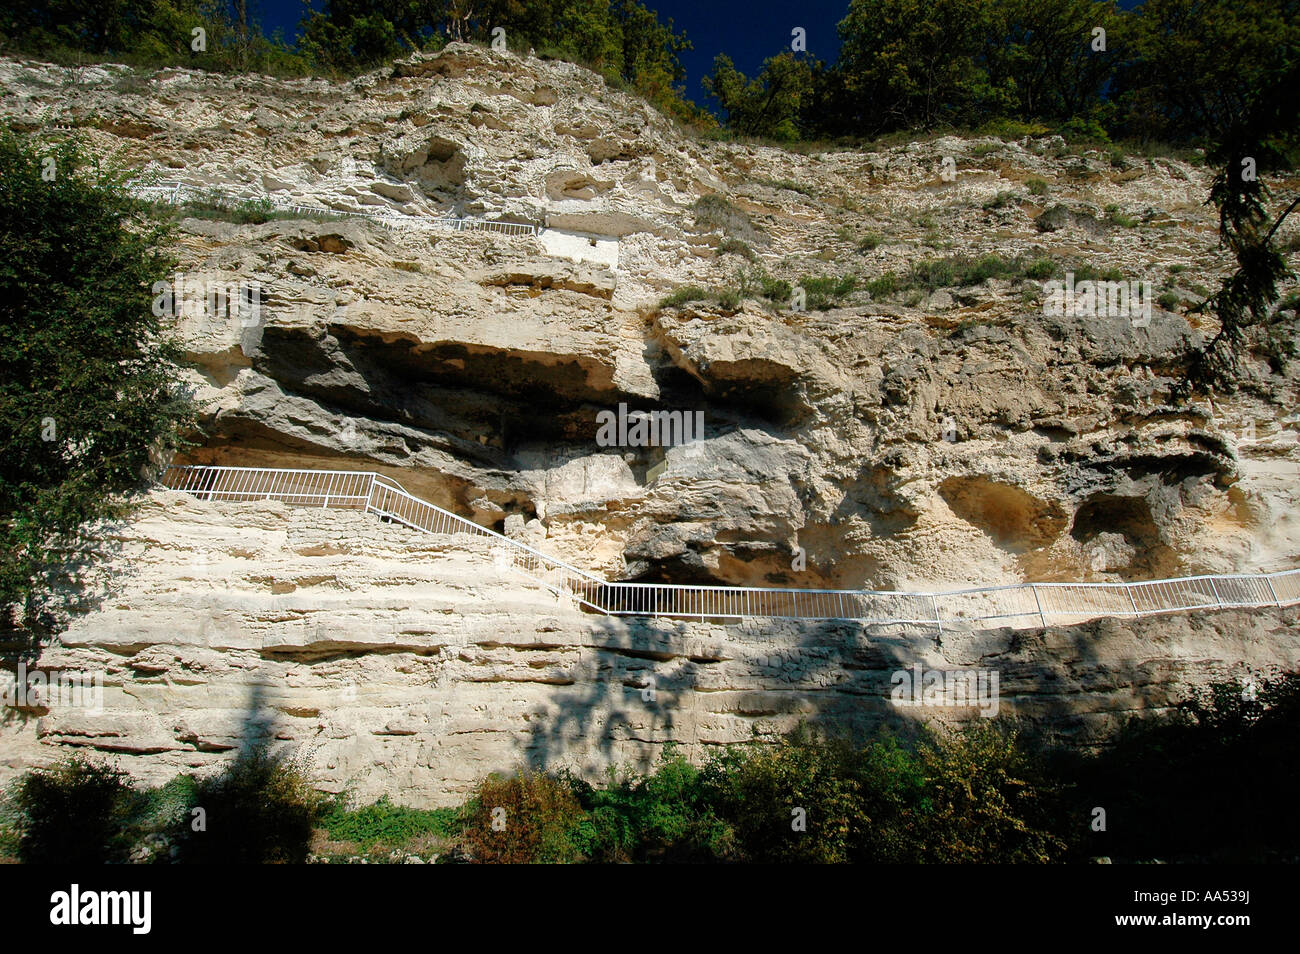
[
  {"xmin": 320, "ymin": 796, "xmax": 460, "ymax": 848},
  {"xmin": 965, "ymin": 253, "xmax": 1014, "ymax": 283},
  {"xmin": 906, "ymin": 723, "xmax": 1069, "ymax": 863},
  {"xmin": 976, "ymin": 119, "xmax": 1050, "ymax": 139},
  {"xmin": 659, "ymin": 285, "xmax": 708, "ymax": 308},
  {"xmin": 716, "ymin": 287, "xmax": 742, "ymax": 310},
  {"xmin": 1025, "ymin": 177, "xmax": 1049, "ymax": 196},
  {"xmin": 174, "ymin": 748, "xmax": 324, "ymax": 863},
  {"xmin": 699, "ymin": 729, "xmax": 866, "ymax": 863},
  {"xmin": 1104, "ymin": 204, "xmax": 1139, "ymax": 228},
  {"xmin": 1024, "ymin": 257, "xmax": 1057, "ymax": 279},
  {"xmin": 1063, "ymin": 669, "xmax": 1300, "ymax": 863},
  {"xmin": 1071, "ymin": 263, "xmax": 1125, "ymax": 283},
  {"xmin": 857, "ymin": 231, "xmax": 884, "ymax": 252},
  {"xmin": 693, "ymin": 194, "xmax": 761, "ymax": 240},
  {"xmin": 459, "ymin": 770, "xmax": 587, "ymax": 863},
  {"xmin": 1058, "ymin": 116, "xmax": 1110, "ymax": 144},
  {"xmin": 718, "ymin": 237, "xmax": 756, "ymax": 261},
  {"xmin": 983, "ymin": 190, "xmax": 1016, "ymax": 211},
  {"xmin": 13, "ymin": 756, "xmax": 133, "ymax": 863},
  {"xmin": 759, "ymin": 178, "xmax": 815, "ymax": 197},
  {"xmin": 865, "ymin": 272, "xmax": 900, "ymax": 299},
  {"xmin": 737, "ymin": 265, "xmax": 792, "ymax": 303},
  {"xmin": 908, "ymin": 257, "xmax": 960, "ymax": 289},
  {"xmin": 799, "ymin": 274, "xmax": 857, "ymax": 309},
  {"xmin": 1157, "ymin": 291, "xmax": 1181, "ymax": 310},
  {"xmin": 760, "ymin": 275, "xmax": 793, "ymax": 303},
  {"xmin": 564, "ymin": 753, "xmax": 735, "ymax": 862}
]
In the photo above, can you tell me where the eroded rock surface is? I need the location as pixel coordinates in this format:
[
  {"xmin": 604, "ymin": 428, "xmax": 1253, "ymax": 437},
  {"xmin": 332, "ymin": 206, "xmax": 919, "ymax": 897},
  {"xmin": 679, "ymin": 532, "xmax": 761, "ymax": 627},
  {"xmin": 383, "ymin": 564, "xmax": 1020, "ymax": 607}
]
[
  {"xmin": 2, "ymin": 43, "xmax": 1299, "ymax": 799},
  {"xmin": 3, "ymin": 496, "xmax": 1297, "ymax": 804}
]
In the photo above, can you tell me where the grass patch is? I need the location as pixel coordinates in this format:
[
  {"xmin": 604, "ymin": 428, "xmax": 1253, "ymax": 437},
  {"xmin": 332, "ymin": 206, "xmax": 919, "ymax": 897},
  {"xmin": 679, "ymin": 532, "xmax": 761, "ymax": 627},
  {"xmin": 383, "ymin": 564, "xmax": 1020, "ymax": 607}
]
[
  {"xmin": 758, "ymin": 177, "xmax": 816, "ymax": 198},
  {"xmin": 1026, "ymin": 177, "xmax": 1049, "ymax": 196},
  {"xmin": 320, "ymin": 797, "xmax": 461, "ymax": 849},
  {"xmin": 799, "ymin": 273, "xmax": 857, "ymax": 310},
  {"xmin": 857, "ymin": 231, "xmax": 884, "ymax": 252},
  {"xmin": 1104, "ymin": 204, "xmax": 1140, "ymax": 228},
  {"xmin": 659, "ymin": 285, "xmax": 709, "ymax": 308},
  {"xmin": 718, "ymin": 237, "xmax": 757, "ymax": 261},
  {"xmin": 983, "ymin": 190, "xmax": 1017, "ymax": 211},
  {"xmin": 693, "ymin": 194, "xmax": 762, "ymax": 241},
  {"xmin": 1071, "ymin": 262, "xmax": 1126, "ymax": 283},
  {"xmin": 865, "ymin": 272, "xmax": 900, "ymax": 299}
]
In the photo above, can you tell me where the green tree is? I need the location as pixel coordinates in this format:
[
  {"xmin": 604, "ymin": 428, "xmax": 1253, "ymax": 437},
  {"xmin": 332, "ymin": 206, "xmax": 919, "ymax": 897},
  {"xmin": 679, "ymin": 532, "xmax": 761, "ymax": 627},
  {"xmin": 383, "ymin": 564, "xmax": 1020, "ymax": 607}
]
[
  {"xmin": 1175, "ymin": 6, "xmax": 1300, "ymax": 393},
  {"xmin": 983, "ymin": 0, "xmax": 1124, "ymax": 124},
  {"xmin": 1117, "ymin": 0, "xmax": 1299, "ymax": 146},
  {"xmin": 0, "ymin": 1, "xmax": 310, "ymax": 75},
  {"xmin": 298, "ymin": 0, "xmax": 441, "ymax": 73},
  {"xmin": 832, "ymin": 0, "xmax": 1001, "ymax": 134},
  {"xmin": 0, "ymin": 130, "xmax": 195, "ymax": 619},
  {"xmin": 703, "ymin": 52, "xmax": 818, "ymax": 141}
]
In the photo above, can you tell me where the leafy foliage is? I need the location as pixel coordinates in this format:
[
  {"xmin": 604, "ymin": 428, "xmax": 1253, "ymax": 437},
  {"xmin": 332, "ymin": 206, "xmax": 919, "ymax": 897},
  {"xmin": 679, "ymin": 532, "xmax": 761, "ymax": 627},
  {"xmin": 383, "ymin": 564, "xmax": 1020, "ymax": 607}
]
[
  {"xmin": 1179, "ymin": 20, "xmax": 1300, "ymax": 394},
  {"xmin": 0, "ymin": 0, "xmax": 313, "ymax": 76},
  {"xmin": 12, "ymin": 756, "xmax": 134, "ymax": 863},
  {"xmin": 564, "ymin": 752, "xmax": 734, "ymax": 862},
  {"xmin": 0, "ymin": 129, "xmax": 195, "ymax": 615},
  {"xmin": 173, "ymin": 748, "xmax": 324, "ymax": 863},
  {"xmin": 459, "ymin": 769, "xmax": 587, "ymax": 863},
  {"xmin": 1066, "ymin": 668, "xmax": 1300, "ymax": 862},
  {"xmin": 691, "ymin": 194, "xmax": 762, "ymax": 242},
  {"xmin": 320, "ymin": 796, "xmax": 461, "ymax": 847},
  {"xmin": 703, "ymin": 52, "xmax": 819, "ymax": 141},
  {"xmin": 298, "ymin": 0, "xmax": 704, "ymax": 122}
]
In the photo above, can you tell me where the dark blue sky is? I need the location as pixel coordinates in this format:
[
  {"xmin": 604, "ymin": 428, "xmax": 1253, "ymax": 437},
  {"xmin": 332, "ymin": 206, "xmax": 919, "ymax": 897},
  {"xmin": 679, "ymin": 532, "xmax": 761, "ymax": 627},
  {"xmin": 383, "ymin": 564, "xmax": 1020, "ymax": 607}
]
[{"xmin": 254, "ymin": 1, "xmax": 850, "ymax": 110}]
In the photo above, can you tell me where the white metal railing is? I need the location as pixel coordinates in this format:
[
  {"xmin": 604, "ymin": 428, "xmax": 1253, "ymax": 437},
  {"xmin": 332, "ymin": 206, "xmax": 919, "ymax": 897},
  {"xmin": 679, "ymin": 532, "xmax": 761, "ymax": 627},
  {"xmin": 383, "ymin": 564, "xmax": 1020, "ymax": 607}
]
[
  {"xmin": 160, "ymin": 465, "xmax": 1300, "ymax": 632},
  {"xmin": 130, "ymin": 180, "xmax": 540, "ymax": 236}
]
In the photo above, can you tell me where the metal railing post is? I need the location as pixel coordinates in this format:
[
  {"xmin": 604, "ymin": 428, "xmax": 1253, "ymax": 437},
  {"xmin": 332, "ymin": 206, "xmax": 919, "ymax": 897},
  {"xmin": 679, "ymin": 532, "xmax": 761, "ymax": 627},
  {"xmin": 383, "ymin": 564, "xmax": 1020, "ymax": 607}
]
[
  {"xmin": 1266, "ymin": 575, "xmax": 1283, "ymax": 607},
  {"xmin": 1031, "ymin": 584, "xmax": 1047, "ymax": 629},
  {"xmin": 364, "ymin": 472, "xmax": 378, "ymax": 514}
]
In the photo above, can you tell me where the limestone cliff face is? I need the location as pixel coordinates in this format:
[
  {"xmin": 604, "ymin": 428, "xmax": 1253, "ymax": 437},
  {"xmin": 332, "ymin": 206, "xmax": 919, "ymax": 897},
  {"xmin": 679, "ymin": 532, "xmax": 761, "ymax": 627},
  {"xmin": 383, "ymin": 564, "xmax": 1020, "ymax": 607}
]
[
  {"xmin": 2, "ymin": 44, "xmax": 1299, "ymax": 799},
  {"xmin": 3, "ymin": 493, "xmax": 1297, "ymax": 804}
]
